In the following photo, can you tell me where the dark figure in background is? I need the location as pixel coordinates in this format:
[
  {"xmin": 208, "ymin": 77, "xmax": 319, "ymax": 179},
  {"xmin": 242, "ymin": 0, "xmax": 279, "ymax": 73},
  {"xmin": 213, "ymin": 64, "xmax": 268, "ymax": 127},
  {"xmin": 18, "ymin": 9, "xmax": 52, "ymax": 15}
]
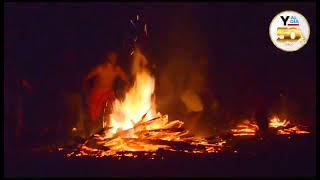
[
  {"xmin": 4, "ymin": 65, "xmax": 34, "ymax": 150},
  {"xmin": 179, "ymin": 55, "xmax": 217, "ymax": 136},
  {"xmin": 254, "ymin": 86, "xmax": 276, "ymax": 155},
  {"xmin": 255, "ymin": 94, "xmax": 270, "ymax": 137},
  {"xmin": 253, "ymin": 60, "xmax": 274, "ymax": 138},
  {"xmin": 83, "ymin": 51, "xmax": 128, "ymax": 136},
  {"xmin": 5, "ymin": 68, "xmax": 21, "ymax": 150},
  {"xmin": 57, "ymin": 49, "xmax": 85, "ymax": 143}
]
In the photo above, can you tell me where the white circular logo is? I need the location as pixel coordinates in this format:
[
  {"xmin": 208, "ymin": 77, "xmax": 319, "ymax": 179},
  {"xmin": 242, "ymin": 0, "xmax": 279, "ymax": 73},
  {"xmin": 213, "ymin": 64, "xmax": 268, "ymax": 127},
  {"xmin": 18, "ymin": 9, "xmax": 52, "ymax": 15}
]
[{"xmin": 269, "ymin": 10, "xmax": 310, "ymax": 52}]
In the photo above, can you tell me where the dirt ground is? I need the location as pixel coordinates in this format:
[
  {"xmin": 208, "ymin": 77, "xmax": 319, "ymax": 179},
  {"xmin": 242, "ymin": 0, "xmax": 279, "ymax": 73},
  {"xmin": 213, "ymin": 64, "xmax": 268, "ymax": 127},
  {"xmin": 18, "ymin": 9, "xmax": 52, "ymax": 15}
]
[{"xmin": 5, "ymin": 133, "xmax": 315, "ymax": 178}]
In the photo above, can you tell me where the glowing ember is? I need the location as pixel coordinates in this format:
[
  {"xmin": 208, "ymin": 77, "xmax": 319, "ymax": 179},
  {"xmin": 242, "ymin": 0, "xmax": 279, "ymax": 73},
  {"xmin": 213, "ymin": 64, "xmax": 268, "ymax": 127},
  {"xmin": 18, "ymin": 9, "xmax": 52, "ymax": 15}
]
[
  {"xmin": 69, "ymin": 116, "xmax": 226, "ymax": 158},
  {"xmin": 230, "ymin": 119, "xmax": 259, "ymax": 136},
  {"xmin": 144, "ymin": 24, "xmax": 148, "ymax": 36},
  {"xmin": 268, "ymin": 115, "xmax": 310, "ymax": 135},
  {"xmin": 277, "ymin": 126, "xmax": 310, "ymax": 135},
  {"xmin": 269, "ymin": 116, "xmax": 290, "ymax": 128},
  {"xmin": 230, "ymin": 116, "xmax": 310, "ymax": 136}
]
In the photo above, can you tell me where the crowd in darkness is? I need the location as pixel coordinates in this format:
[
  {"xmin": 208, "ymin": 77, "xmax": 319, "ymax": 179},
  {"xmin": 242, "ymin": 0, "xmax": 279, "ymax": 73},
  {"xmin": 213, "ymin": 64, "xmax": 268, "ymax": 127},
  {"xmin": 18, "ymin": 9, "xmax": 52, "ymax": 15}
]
[{"xmin": 4, "ymin": 3, "xmax": 315, "ymax": 151}]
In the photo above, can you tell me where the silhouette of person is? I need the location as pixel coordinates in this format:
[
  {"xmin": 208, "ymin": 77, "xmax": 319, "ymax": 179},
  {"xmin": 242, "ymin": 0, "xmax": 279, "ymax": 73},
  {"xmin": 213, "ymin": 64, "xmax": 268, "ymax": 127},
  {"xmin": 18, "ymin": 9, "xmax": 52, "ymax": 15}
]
[{"xmin": 83, "ymin": 51, "xmax": 128, "ymax": 135}]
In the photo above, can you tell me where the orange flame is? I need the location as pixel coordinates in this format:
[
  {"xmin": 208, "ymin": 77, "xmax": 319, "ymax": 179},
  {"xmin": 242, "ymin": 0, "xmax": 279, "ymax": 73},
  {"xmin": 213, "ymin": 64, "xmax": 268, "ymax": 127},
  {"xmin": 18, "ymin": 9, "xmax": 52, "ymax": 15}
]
[
  {"xmin": 269, "ymin": 116, "xmax": 290, "ymax": 128},
  {"xmin": 108, "ymin": 69, "xmax": 157, "ymax": 136},
  {"xmin": 268, "ymin": 115, "xmax": 310, "ymax": 135}
]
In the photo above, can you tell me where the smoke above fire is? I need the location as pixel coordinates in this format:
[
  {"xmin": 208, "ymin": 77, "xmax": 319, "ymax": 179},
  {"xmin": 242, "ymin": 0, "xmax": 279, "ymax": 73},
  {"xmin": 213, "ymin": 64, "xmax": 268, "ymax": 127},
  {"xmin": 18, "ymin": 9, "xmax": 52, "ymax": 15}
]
[{"xmin": 155, "ymin": 12, "xmax": 214, "ymax": 136}]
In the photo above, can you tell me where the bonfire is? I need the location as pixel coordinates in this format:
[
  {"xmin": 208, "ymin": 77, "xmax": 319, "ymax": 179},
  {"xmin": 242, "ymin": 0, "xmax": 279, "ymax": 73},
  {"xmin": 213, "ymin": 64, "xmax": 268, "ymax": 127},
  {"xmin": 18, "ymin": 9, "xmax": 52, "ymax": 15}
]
[{"xmin": 67, "ymin": 49, "xmax": 226, "ymax": 158}]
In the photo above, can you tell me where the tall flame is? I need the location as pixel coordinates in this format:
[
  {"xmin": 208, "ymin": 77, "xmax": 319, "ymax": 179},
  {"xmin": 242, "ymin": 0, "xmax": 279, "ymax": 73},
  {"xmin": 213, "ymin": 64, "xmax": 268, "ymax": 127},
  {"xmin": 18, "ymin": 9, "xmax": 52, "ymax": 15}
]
[
  {"xmin": 109, "ymin": 69, "xmax": 157, "ymax": 135},
  {"xmin": 106, "ymin": 48, "xmax": 163, "ymax": 138}
]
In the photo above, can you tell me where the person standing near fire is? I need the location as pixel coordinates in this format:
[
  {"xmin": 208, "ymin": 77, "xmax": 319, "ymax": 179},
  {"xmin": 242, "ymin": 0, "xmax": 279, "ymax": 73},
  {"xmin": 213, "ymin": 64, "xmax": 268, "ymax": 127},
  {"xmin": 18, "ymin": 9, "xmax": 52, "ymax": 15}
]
[{"xmin": 83, "ymin": 51, "xmax": 128, "ymax": 136}]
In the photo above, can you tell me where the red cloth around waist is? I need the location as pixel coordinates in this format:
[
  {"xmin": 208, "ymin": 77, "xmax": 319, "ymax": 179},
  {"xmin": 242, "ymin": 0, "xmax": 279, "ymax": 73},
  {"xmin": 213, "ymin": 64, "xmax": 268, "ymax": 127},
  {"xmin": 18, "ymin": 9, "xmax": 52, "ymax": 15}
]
[{"xmin": 88, "ymin": 89, "xmax": 115, "ymax": 122}]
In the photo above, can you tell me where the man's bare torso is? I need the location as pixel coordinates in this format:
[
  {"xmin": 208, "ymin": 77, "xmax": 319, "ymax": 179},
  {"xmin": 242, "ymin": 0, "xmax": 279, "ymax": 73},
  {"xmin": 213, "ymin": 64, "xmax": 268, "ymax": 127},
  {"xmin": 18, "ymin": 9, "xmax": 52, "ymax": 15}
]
[{"xmin": 93, "ymin": 63, "xmax": 120, "ymax": 92}]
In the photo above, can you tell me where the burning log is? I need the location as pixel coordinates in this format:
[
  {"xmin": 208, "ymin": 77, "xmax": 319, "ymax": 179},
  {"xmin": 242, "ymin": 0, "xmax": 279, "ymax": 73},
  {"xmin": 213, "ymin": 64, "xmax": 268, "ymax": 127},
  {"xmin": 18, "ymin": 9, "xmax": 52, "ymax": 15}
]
[
  {"xmin": 230, "ymin": 119, "xmax": 259, "ymax": 136},
  {"xmin": 277, "ymin": 126, "xmax": 310, "ymax": 135},
  {"xmin": 66, "ymin": 114, "xmax": 226, "ymax": 158},
  {"xmin": 229, "ymin": 115, "xmax": 310, "ymax": 137},
  {"xmin": 268, "ymin": 115, "xmax": 310, "ymax": 135}
]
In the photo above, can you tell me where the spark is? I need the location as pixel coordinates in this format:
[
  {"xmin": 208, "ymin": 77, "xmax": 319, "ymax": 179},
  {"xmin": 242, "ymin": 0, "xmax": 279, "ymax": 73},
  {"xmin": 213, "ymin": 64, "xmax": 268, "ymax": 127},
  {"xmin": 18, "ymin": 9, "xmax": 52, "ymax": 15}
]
[
  {"xmin": 144, "ymin": 24, "xmax": 148, "ymax": 37},
  {"xmin": 102, "ymin": 101, "xmax": 108, "ymax": 128},
  {"xmin": 130, "ymin": 19, "xmax": 136, "ymax": 27},
  {"xmin": 137, "ymin": 14, "xmax": 139, "ymax": 21}
]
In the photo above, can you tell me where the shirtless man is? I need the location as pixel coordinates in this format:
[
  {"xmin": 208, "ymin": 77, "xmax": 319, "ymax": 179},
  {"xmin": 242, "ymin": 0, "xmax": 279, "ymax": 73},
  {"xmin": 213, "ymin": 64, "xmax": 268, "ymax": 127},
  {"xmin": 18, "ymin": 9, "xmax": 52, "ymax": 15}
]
[{"xmin": 83, "ymin": 51, "xmax": 128, "ymax": 133}]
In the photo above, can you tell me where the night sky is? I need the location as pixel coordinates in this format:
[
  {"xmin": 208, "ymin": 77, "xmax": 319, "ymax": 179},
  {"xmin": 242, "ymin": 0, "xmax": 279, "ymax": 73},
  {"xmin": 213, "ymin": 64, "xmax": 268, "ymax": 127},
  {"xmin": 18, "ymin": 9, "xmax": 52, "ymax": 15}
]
[{"xmin": 4, "ymin": 2, "xmax": 316, "ymax": 128}]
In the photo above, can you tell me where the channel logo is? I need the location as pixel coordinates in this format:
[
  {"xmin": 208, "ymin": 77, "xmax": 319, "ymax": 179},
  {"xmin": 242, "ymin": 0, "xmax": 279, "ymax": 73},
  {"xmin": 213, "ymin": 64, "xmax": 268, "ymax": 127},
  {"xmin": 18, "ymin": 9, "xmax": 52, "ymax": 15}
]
[{"xmin": 269, "ymin": 11, "xmax": 310, "ymax": 52}]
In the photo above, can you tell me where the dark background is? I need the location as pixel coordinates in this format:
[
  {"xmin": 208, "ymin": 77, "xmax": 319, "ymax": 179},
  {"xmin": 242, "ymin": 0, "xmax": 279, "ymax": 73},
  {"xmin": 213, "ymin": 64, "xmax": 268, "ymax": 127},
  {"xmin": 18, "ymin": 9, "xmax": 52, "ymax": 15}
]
[
  {"xmin": 4, "ymin": 2, "xmax": 316, "ymax": 139},
  {"xmin": 4, "ymin": 2, "xmax": 316, "ymax": 178}
]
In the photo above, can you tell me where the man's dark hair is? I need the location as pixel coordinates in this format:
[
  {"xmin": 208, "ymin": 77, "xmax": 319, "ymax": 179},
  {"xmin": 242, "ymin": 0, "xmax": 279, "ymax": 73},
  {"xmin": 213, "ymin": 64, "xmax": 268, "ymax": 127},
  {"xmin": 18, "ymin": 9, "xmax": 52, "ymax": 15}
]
[{"xmin": 100, "ymin": 50, "xmax": 117, "ymax": 63}]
